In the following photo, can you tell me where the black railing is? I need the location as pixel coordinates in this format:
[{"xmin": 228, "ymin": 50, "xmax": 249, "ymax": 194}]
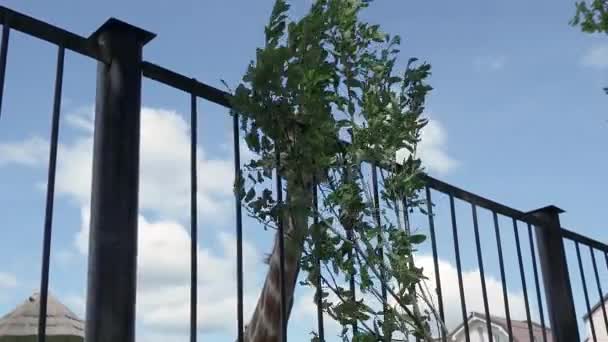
[
  {"xmin": 564, "ymin": 232, "xmax": 608, "ymax": 342},
  {"xmin": 0, "ymin": 5, "xmax": 607, "ymax": 342}
]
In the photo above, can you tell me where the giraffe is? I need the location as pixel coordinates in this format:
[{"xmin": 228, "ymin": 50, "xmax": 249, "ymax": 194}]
[{"xmin": 242, "ymin": 174, "xmax": 314, "ymax": 342}]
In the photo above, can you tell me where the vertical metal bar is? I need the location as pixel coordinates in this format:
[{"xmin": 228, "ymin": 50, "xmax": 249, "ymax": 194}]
[
  {"xmin": 402, "ymin": 198, "xmax": 411, "ymax": 235},
  {"xmin": 527, "ymin": 223, "xmax": 548, "ymax": 342},
  {"xmin": 312, "ymin": 181, "xmax": 325, "ymax": 341},
  {"xmin": 346, "ymin": 228, "xmax": 358, "ymax": 337},
  {"xmin": 402, "ymin": 198, "xmax": 420, "ymax": 342},
  {"xmin": 493, "ymin": 212, "xmax": 513, "ymax": 341},
  {"xmin": 189, "ymin": 92, "xmax": 198, "ymax": 342},
  {"xmin": 512, "ymin": 219, "xmax": 535, "ymax": 341},
  {"xmin": 448, "ymin": 195, "xmax": 469, "ymax": 342},
  {"xmin": 0, "ymin": 23, "xmax": 9, "ymax": 119},
  {"xmin": 85, "ymin": 20, "xmax": 154, "ymax": 342},
  {"xmin": 37, "ymin": 45, "xmax": 64, "ymax": 342},
  {"xmin": 275, "ymin": 146, "xmax": 287, "ymax": 342},
  {"xmin": 590, "ymin": 246, "xmax": 608, "ymax": 335},
  {"xmin": 342, "ymin": 164, "xmax": 358, "ymax": 337},
  {"xmin": 233, "ymin": 111, "xmax": 244, "ymax": 342},
  {"xmin": 529, "ymin": 206, "xmax": 580, "ymax": 342},
  {"xmin": 471, "ymin": 204, "xmax": 492, "ymax": 341},
  {"xmin": 371, "ymin": 164, "xmax": 388, "ymax": 341},
  {"xmin": 576, "ymin": 242, "xmax": 597, "ymax": 342},
  {"xmin": 424, "ymin": 186, "xmax": 445, "ymax": 342},
  {"xmin": 604, "ymin": 252, "xmax": 608, "ymax": 336}
]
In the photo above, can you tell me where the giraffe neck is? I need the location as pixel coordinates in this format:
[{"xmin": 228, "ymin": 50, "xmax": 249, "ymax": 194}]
[{"xmin": 244, "ymin": 178, "xmax": 312, "ymax": 342}]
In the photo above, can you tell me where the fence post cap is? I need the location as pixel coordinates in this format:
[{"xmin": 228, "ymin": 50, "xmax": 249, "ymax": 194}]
[
  {"xmin": 526, "ymin": 205, "xmax": 565, "ymax": 216},
  {"xmin": 88, "ymin": 18, "xmax": 156, "ymax": 46}
]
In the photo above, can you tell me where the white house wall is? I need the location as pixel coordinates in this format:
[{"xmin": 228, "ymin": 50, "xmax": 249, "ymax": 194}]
[
  {"xmin": 587, "ymin": 309, "xmax": 608, "ymax": 341},
  {"xmin": 451, "ymin": 319, "xmax": 507, "ymax": 342}
]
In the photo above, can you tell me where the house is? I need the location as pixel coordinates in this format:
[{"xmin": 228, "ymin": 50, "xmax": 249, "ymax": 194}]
[
  {"xmin": 445, "ymin": 312, "xmax": 552, "ymax": 342},
  {"xmin": 0, "ymin": 292, "xmax": 84, "ymax": 342},
  {"xmin": 583, "ymin": 294, "xmax": 608, "ymax": 342}
]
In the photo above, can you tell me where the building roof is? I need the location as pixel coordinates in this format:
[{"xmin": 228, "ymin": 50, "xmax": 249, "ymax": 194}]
[
  {"xmin": 0, "ymin": 293, "xmax": 84, "ymax": 337},
  {"xmin": 583, "ymin": 293, "xmax": 608, "ymax": 321},
  {"xmin": 448, "ymin": 311, "xmax": 553, "ymax": 342}
]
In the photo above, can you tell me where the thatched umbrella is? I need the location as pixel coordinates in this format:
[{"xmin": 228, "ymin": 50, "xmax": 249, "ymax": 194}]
[{"xmin": 0, "ymin": 293, "xmax": 84, "ymax": 342}]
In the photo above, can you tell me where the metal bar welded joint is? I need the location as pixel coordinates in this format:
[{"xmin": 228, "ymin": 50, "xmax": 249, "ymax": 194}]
[
  {"xmin": 85, "ymin": 18, "xmax": 155, "ymax": 342},
  {"xmin": 527, "ymin": 205, "xmax": 580, "ymax": 342}
]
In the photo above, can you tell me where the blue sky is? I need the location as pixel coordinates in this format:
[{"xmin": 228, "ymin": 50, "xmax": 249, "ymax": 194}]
[{"xmin": 0, "ymin": 0, "xmax": 606, "ymax": 341}]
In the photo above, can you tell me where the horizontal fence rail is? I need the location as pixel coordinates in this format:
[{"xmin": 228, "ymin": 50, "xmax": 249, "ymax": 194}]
[
  {"xmin": 1, "ymin": 5, "xmax": 607, "ymax": 342},
  {"xmin": 0, "ymin": 6, "xmax": 103, "ymax": 60}
]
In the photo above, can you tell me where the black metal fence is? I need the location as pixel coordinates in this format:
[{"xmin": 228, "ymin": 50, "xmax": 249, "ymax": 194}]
[{"xmin": 0, "ymin": 6, "xmax": 606, "ymax": 342}]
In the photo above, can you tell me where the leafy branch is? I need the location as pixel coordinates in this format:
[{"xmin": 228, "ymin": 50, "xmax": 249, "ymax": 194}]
[
  {"xmin": 570, "ymin": 0, "xmax": 608, "ymax": 94},
  {"xmin": 229, "ymin": 0, "xmax": 443, "ymax": 340},
  {"xmin": 571, "ymin": 0, "xmax": 608, "ymax": 34}
]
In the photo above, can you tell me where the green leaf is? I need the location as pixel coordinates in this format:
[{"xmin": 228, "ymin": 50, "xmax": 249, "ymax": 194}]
[
  {"xmin": 244, "ymin": 187, "xmax": 256, "ymax": 202},
  {"xmin": 409, "ymin": 234, "xmax": 426, "ymax": 244},
  {"xmin": 230, "ymin": 0, "xmax": 434, "ymax": 338}
]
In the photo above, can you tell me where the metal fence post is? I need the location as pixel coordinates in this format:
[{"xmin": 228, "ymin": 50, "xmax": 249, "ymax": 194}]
[
  {"xmin": 85, "ymin": 19, "xmax": 154, "ymax": 342},
  {"xmin": 528, "ymin": 205, "xmax": 580, "ymax": 342}
]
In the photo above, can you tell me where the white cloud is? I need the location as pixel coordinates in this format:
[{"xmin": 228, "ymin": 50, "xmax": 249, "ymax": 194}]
[
  {"xmin": 64, "ymin": 105, "xmax": 95, "ymax": 133},
  {"xmin": 218, "ymin": 138, "xmax": 257, "ymax": 168},
  {"xmin": 0, "ymin": 136, "xmax": 47, "ymax": 166},
  {"xmin": 74, "ymin": 207, "xmax": 263, "ymax": 335},
  {"xmin": 396, "ymin": 119, "xmax": 458, "ymax": 175},
  {"xmin": 292, "ymin": 254, "xmax": 531, "ymax": 338},
  {"xmin": 292, "ymin": 287, "xmax": 342, "ymax": 338},
  {"xmin": 414, "ymin": 255, "xmax": 530, "ymax": 333},
  {"xmin": 0, "ymin": 107, "xmax": 235, "ymax": 221},
  {"xmin": 582, "ymin": 43, "xmax": 608, "ymax": 69},
  {"xmin": 473, "ymin": 56, "xmax": 507, "ymax": 72},
  {"xmin": 0, "ymin": 105, "xmax": 457, "ymax": 338},
  {"xmin": 0, "ymin": 272, "xmax": 17, "ymax": 288},
  {"xmin": 0, "ymin": 106, "xmax": 263, "ymax": 337}
]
